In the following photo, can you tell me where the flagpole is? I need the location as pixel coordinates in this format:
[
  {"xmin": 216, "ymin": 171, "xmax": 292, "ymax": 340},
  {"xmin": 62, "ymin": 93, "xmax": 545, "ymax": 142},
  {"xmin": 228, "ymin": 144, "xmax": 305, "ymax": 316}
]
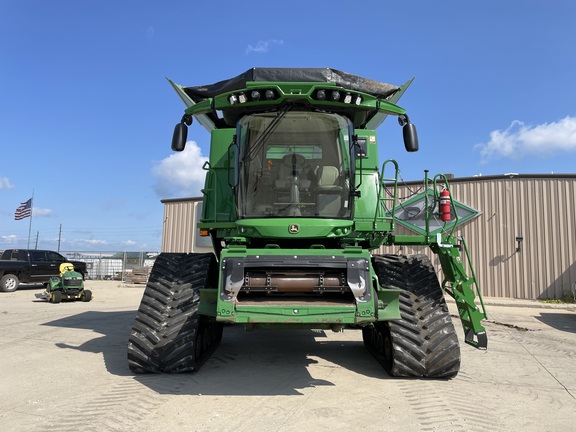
[{"xmin": 27, "ymin": 190, "xmax": 34, "ymax": 249}]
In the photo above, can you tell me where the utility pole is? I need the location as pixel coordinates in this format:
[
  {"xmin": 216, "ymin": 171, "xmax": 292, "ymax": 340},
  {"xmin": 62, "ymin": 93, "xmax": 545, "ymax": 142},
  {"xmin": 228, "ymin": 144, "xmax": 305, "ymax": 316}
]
[
  {"xmin": 57, "ymin": 224, "xmax": 62, "ymax": 253},
  {"xmin": 34, "ymin": 231, "xmax": 39, "ymax": 249}
]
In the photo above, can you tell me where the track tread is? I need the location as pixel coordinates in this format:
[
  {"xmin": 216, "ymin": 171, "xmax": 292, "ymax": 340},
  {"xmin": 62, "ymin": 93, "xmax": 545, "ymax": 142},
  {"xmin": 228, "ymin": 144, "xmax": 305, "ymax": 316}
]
[
  {"xmin": 127, "ymin": 253, "xmax": 221, "ymax": 373},
  {"xmin": 369, "ymin": 254, "xmax": 461, "ymax": 378}
]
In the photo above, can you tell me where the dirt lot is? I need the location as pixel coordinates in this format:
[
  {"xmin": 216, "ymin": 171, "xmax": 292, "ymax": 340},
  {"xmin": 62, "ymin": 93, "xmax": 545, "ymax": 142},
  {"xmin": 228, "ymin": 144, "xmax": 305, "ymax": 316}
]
[{"xmin": 1, "ymin": 280, "xmax": 575, "ymax": 432}]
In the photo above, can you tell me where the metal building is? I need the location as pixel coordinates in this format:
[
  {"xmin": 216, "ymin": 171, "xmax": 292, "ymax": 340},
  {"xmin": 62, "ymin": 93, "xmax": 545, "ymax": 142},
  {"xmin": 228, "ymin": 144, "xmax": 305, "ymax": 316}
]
[{"xmin": 161, "ymin": 174, "xmax": 576, "ymax": 300}]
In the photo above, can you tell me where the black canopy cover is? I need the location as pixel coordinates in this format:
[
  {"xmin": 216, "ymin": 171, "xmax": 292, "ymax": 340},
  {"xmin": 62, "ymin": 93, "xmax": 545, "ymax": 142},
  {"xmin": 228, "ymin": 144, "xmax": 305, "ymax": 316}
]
[{"xmin": 182, "ymin": 68, "xmax": 400, "ymax": 103}]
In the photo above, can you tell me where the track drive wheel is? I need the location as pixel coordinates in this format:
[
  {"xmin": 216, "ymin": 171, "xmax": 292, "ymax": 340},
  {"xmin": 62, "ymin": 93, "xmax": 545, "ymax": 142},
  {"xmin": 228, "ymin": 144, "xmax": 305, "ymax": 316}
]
[
  {"xmin": 127, "ymin": 253, "xmax": 222, "ymax": 373},
  {"xmin": 367, "ymin": 254, "xmax": 461, "ymax": 378}
]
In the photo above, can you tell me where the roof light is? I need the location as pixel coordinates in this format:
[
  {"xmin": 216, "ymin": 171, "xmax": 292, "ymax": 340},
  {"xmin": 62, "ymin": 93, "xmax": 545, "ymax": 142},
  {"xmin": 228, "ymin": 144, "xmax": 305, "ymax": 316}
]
[
  {"xmin": 331, "ymin": 90, "xmax": 340, "ymax": 101},
  {"xmin": 229, "ymin": 94, "xmax": 238, "ymax": 105},
  {"xmin": 316, "ymin": 89, "xmax": 326, "ymax": 100},
  {"xmin": 265, "ymin": 89, "xmax": 275, "ymax": 100},
  {"xmin": 238, "ymin": 93, "xmax": 247, "ymax": 103},
  {"xmin": 354, "ymin": 95, "xmax": 362, "ymax": 105},
  {"xmin": 344, "ymin": 93, "xmax": 352, "ymax": 104},
  {"xmin": 251, "ymin": 90, "xmax": 261, "ymax": 101}
]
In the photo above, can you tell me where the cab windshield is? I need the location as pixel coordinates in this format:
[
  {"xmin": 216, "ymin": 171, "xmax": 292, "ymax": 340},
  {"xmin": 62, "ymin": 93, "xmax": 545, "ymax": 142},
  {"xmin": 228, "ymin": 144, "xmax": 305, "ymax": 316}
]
[{"xmin": 236, "ymin": 111, "xmax": 352, "ymax": 219}]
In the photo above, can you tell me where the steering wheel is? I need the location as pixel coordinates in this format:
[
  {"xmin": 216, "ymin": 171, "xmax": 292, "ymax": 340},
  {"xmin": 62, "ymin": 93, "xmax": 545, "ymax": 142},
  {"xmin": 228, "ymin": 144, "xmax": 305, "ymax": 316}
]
[{"xmin": 282, "ymin": 153, "xmax": 306, "ymax": 169}]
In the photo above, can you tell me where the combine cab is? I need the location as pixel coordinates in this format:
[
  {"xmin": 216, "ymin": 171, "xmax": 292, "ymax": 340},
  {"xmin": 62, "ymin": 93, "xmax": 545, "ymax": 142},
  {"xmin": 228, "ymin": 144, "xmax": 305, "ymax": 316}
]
[{"xmin": 128, "ymin": 68, "xmax": 487, "ymax": 378}]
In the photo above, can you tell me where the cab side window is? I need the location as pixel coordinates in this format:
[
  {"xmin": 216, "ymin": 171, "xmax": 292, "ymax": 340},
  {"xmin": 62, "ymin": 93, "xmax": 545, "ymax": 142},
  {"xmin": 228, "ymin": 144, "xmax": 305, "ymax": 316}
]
[
  {"xmin": 30, "ymin": 251, "xmax": 47, "ymax": 262},
  {"xmin": 46, "ymin": 252, "xmax": 65, "ymax": 262}
]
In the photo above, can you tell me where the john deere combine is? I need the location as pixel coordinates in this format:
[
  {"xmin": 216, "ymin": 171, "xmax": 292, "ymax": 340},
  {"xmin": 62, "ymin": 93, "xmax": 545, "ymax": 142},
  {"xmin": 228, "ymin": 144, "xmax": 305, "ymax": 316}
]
[{"xmin": 128, "ymin": 68, "xmax": 487, "ymax": 378}]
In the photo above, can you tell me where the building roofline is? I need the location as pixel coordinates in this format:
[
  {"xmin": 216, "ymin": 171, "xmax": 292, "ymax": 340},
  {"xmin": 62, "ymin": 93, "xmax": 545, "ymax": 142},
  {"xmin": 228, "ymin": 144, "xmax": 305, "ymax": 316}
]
[
  {"xmin": 395, "ymin": 172, "xmax": 576, "ymax": 186},
  {"xmin": 161, "ymin": 196, "xmax": 203, "ymax": 204}
]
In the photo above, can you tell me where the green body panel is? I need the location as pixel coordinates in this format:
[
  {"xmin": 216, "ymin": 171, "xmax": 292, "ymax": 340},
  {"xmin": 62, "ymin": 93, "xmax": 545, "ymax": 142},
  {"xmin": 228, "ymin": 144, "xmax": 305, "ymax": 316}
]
[
  {"xmin": 198, "ymin": 287, "xmax": 218, "ymax": 316},
  {"xmin": 185, "ymin": 82, "xmax": 408, "ymax": 124},
  {"xmin": 376, "ymin": 288, "xmax": 401, "ymax": 320},
  {"xmin": 236, "ymin": 218, "xmax": 353, "ymax": 239},
  {"xmin": 48, "ymin": 270, "xmax": 84, "ymax": 292},
  {"xmin": 201, "ymin": 128, "xmax": 236, "ymax": 223},
  {"xmin": 231, "ymin": 304, "xmax": 357, "ymax": 325}
]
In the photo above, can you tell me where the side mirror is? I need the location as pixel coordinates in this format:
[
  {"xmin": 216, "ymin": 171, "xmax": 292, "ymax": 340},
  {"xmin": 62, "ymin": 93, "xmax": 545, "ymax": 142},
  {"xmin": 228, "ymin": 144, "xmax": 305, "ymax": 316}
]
[
  {"xmin": 402, "ymin": 122, "xmax": 419, "ymax": 152},
  {"xmin": 171, "ymin": 123, "xmax": 188, "ymax": 152}
]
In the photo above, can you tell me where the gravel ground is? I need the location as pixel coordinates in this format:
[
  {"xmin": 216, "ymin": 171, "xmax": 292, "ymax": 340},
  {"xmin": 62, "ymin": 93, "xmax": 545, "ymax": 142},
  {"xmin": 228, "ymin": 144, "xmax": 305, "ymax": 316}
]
[{"xmin": 1, "ymin": 280, "xmax": 575, "ymax": 432}]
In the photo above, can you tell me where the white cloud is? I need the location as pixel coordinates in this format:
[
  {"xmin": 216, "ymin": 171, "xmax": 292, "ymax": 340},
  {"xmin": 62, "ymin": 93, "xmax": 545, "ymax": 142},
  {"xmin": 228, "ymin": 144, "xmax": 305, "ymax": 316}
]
[
  {"xmin": 152, "ymin": 141, "xmax": 208, "ymax": 198},
  {"xmin": 246, "ymin": 39, "xmax": 284, "ymax": 54},
  {"xmin": 0, "ymin": 234, "xmax": 18, "ymax": 244},
  {"xmin": 0, "ymin": 177, "xmax": 15, "ymax": 190},
  {"xmin": 475, "ymin": 116, "xmax": 576, "ymax": 163},
  {"xmin": 81, "ymin": 239, "xmax": 109, "ymax": 245},
  {"xmin": 33, "ymin": 207, "xmax": 53, "ymax": 217}
]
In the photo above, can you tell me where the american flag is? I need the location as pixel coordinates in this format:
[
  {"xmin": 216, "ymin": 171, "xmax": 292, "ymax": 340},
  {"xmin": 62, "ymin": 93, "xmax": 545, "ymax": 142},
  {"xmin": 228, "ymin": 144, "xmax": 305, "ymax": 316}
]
[{"xmin": 14, "ymin": 198, "xmax": 32, "ymax": 220}]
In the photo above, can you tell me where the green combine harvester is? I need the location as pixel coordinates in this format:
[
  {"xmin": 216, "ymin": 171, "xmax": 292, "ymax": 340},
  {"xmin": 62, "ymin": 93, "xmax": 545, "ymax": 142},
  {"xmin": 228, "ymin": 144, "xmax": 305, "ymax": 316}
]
[{"xmin": 128, "ymin": 68, "xmax": 487, "ymax": 378}]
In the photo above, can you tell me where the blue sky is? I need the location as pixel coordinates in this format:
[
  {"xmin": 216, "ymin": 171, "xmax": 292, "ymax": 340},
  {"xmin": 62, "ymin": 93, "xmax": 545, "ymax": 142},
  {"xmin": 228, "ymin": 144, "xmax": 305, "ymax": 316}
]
[{"xmin": 1, "ymin": 1, "xmax": 575, "ymax": 253}]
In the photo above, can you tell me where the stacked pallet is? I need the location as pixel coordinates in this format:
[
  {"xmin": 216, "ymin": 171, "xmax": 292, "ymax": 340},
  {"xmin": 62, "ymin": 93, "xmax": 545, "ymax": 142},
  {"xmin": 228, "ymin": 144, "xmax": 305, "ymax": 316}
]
[{"xmin": 128, "ymin": 266, "xmax": 151, "ymax": 284}]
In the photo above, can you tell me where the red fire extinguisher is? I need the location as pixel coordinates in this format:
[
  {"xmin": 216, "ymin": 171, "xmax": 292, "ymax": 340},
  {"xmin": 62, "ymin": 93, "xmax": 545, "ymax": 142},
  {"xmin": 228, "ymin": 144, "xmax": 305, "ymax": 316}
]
[{"xmin": 439, "ymin": 188, "xmax": 451, "ymax": 222}]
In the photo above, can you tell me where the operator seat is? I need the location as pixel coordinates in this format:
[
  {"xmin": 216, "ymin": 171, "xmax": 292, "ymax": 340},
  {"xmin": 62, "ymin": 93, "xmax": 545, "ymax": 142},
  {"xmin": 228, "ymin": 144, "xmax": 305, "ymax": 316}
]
[
  {"xmin": 317, "ymin": 166, "xmax": 340, "ymax": 191},
  {"xmin": 316, "ymin": 166, "xmax": 343, "ymax": 216},
  {"xmin": 274, "ymin": 154, "xmax": 311, "ymax": 190}
]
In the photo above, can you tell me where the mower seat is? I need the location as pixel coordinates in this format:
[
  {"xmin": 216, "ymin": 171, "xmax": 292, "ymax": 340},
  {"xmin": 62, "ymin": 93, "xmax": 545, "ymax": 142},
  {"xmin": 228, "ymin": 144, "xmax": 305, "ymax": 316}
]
[{"xmin": 59, "ymin": 262, "xmax": 75, "ymax": 276}]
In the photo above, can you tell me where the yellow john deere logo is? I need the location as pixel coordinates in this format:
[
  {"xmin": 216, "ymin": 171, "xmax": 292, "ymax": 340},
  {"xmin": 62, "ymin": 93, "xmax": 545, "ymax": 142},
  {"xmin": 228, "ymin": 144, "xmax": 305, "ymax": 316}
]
[{"xmin": 289, "ymin": 224, "xmax": 299, "ymax": 234}]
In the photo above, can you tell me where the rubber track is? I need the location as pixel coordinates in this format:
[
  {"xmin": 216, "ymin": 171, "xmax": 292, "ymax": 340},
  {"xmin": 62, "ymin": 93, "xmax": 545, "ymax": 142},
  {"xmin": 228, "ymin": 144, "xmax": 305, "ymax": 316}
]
[
  {"xmin": 366, "ymin": 254, "xmax": 461, "ymax": 378},
  {"xmin": 127, "ymin": 253, "xmax": 222, "ymax": 373}
]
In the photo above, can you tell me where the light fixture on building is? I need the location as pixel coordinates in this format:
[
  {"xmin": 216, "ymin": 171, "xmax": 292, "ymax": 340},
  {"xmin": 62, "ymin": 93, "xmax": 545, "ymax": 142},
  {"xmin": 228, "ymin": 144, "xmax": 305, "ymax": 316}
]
[{"xmin": 516, "ymin": 236, "xmax": 523, "ymax": 252}]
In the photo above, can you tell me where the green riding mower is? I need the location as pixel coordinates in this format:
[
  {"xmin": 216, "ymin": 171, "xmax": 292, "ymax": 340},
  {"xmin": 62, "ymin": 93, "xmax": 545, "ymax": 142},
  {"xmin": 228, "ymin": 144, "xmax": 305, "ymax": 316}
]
[{"xmin": 36, "ymin": 263, "xmax": 92, "ymax": 303}]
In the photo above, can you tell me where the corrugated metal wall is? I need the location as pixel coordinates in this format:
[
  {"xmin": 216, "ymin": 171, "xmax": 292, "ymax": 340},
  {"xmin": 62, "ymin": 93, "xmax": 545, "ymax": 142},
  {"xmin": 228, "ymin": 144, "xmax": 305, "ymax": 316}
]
[
  {"xmin": 161, "ymin": 198, "xmax": 196, "ymax": 252},
  {"xmin": 161, "ymin": 175, "xmax": 576, "ymax": 299},
  {"xmin": 378, "ymin": 175, "xmax": 576, "ymax": 299}
]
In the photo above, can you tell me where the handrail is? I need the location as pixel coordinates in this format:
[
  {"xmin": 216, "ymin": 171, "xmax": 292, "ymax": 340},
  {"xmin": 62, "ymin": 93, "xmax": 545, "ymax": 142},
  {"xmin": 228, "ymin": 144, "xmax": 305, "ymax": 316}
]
[{"xmin": 373, "ymin": 159, "xmax": 399, "ymax": 228}]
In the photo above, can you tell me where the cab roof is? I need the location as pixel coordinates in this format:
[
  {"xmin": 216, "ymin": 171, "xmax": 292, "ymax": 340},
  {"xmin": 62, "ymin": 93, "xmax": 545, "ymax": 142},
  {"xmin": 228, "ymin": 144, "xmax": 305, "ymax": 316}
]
[{"xmin": 181, "ymin": 68, "xmax": 401, "ymax": 103}]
